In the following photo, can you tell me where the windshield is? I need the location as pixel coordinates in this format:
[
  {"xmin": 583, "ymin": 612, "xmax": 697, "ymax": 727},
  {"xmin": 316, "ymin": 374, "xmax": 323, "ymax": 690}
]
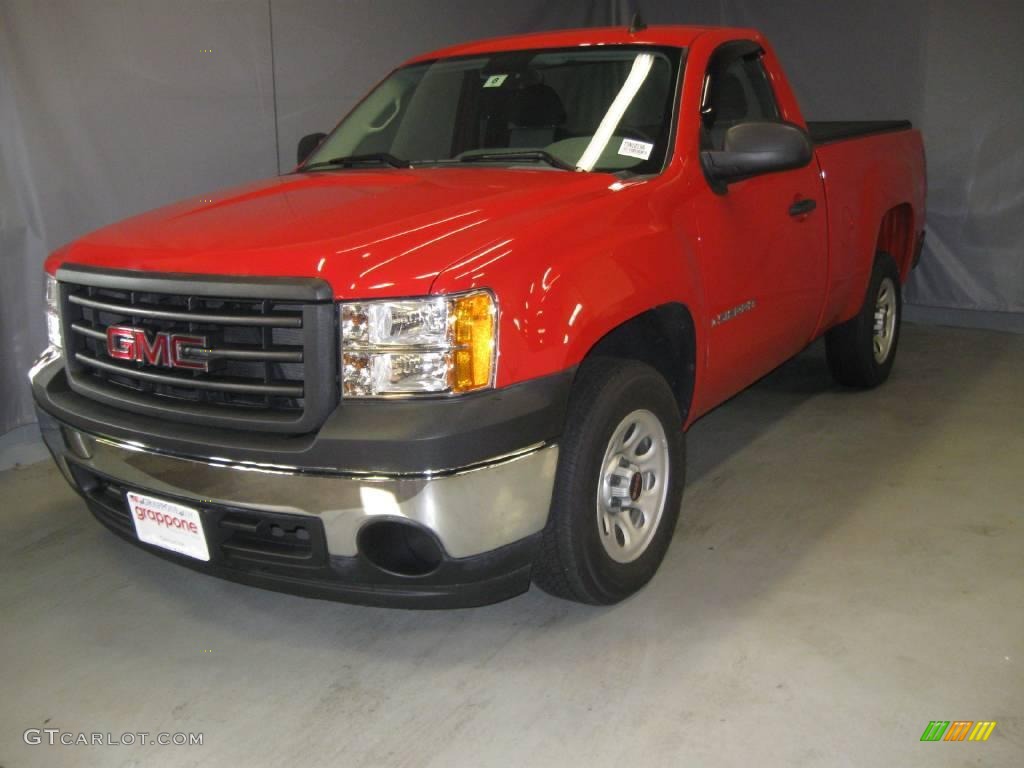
[{"xmin": 303, "ymin": 46, "xmax": 683, "ymax": 175}]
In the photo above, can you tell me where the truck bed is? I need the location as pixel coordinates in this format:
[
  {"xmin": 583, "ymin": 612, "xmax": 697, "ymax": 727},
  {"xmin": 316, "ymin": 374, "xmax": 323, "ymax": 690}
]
[
  {"xmin": 806, "ymin": 121, "xmax": 913, "ymax": 145},
  {"xmin": 809, "ymin": 123, "xmax": 925, "ymax": 333}
]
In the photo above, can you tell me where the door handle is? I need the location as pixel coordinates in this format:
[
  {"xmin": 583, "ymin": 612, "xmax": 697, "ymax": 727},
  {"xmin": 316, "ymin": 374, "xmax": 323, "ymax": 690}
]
[{"xmin": 789, "ymin": 198, "xmax": 817, "ymax": 217}]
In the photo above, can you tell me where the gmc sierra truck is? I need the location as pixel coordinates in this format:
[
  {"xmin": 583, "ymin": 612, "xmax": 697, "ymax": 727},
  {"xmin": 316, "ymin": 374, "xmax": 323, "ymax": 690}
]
[{"xmin": 30, "ymin": 24, "xmax": 926, "ymax": 607}]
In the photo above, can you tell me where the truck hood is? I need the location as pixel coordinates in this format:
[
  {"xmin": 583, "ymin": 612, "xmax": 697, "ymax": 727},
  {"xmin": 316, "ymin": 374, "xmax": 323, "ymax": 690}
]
[{"xmin": 50, "ymin": 168, "xmax": 615, "ymax": 298}]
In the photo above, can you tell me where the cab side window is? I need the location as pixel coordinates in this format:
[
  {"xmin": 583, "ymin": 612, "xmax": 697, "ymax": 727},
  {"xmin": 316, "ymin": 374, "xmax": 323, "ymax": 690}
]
[{"xmin": 701, "ymin": 52, "xmax": 780, "ymax": 151}]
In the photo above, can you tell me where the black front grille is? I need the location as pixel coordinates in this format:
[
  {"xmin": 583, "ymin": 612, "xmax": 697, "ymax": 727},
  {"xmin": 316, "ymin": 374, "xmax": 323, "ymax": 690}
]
[
  {"xmin": 68, "ymin": 285, "xmax": 306, "ymax": 410},
  {"xmin": 59, "ymin": 268, "xmax": 337, "ymax": 433}
]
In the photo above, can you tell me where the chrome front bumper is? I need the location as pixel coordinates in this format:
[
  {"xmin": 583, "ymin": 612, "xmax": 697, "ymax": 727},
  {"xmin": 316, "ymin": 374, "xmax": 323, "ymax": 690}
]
[{"xmin": 37, "ymin": 408, "xmax": 559, "ymax": 560}]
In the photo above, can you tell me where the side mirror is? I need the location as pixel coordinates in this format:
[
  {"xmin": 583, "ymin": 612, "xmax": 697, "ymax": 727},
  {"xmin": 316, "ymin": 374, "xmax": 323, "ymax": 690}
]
[
  {"xmin": 297, "ymin": 132, "xmax": 327, "ymax": 166},
  {"xmin": 701, "ymin": 122, "xmax": 812, "ymax": 191}
]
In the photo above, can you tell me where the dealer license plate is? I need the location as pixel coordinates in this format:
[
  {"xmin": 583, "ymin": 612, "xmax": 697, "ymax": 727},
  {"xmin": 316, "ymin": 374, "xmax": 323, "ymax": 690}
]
[{"xmin": 126, "ymin": 491, "xmax": 210, "ymax": 562}]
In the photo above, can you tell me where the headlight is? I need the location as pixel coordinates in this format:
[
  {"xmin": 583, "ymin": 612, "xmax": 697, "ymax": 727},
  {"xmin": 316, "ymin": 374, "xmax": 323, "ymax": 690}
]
[
  {"xmin": 341, "ymin": 291, "xmax": 496, "ymax": 397},
  {"xmin": 45, "ymin": 274, "xmax": 62, "ymax": 349}
]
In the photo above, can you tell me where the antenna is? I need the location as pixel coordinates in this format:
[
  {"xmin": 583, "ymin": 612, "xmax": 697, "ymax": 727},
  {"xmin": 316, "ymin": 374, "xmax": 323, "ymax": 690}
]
[{"xmin": 628, "ymin": 11, "xmax": 647, "ymax": 34}]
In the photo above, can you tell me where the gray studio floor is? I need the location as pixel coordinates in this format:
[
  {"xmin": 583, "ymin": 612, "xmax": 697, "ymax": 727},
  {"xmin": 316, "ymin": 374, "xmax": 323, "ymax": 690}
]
[{"xmin": 2, "ymin": 323, "xmax": 1022, "ymax": 768}]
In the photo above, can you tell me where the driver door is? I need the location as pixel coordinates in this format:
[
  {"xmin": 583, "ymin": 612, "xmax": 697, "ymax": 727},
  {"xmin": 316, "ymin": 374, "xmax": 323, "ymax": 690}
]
[{"xmin": 692, "ymin": 43, "xmax": 828, "ymax": 399}]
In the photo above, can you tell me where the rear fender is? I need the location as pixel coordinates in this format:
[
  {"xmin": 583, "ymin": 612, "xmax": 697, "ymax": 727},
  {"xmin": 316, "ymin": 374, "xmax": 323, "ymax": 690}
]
[{"xmin": 817, "ymin": 130, "xmax": 925, "ymax": 328}]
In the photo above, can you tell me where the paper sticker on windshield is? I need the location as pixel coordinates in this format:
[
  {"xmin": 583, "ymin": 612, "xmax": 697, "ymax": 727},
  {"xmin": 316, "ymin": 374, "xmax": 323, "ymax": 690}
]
[
  {"xmin": 618, "ymin": 138, "xmax": 653, "ymax": 160},
  {"xmin": 483, "ymin": 74, "xmax": 508, "ymax": 88}
]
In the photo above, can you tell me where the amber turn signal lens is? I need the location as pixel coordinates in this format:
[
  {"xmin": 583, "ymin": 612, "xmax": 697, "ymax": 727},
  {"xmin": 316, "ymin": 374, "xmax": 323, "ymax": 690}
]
[{"xmin": 449, "ymin": 291, "xmax": 496, "ymax": 393}]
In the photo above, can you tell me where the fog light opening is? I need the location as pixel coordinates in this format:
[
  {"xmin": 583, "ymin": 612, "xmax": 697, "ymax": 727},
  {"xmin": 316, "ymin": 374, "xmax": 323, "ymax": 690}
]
[{"xmin": 357, "ymin": 521, "xmax": 444, "ymax": 577}]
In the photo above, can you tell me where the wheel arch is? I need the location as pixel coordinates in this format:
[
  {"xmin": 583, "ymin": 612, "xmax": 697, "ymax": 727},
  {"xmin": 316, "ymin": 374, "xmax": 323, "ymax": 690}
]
[
  {"xmin": 875, "ymin": 202, "xmax": 917, "ymax": 282},
  {"xmin": 580, "ymin": 302, "xmax": 697, "ymax": 422}
]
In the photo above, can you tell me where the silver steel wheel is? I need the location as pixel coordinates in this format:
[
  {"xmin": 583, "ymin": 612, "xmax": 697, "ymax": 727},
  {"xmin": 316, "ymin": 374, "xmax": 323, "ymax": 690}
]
[
  {"xmin": 596, "ymin": 409, "xmax": 670, "ymax": 564},
  {"xmin": 873, "ymin": 276, "xmax": 897, "ymax": 364}
]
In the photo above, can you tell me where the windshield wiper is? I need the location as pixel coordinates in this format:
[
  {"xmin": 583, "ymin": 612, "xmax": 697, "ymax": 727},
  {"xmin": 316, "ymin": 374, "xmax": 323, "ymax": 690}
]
[
  {"xmin": 301, "ymin": 152, "xmax": 411, "ymax": 171},
  {"xmin": 457, "ymin": 150, "xmax": 577, "ymax": 172}
]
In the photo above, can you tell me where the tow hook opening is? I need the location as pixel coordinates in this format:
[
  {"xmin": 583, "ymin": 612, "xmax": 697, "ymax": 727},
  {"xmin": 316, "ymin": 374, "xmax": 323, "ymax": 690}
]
[{"xmin": 357, "ymin": 520, "xmax": 444, "ymax": 577}]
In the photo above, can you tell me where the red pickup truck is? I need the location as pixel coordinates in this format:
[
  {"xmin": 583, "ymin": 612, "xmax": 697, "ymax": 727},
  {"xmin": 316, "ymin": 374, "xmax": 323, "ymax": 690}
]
[{"xmin": 31, "ymin": 24, "xmax": 925, "ymax": 607}]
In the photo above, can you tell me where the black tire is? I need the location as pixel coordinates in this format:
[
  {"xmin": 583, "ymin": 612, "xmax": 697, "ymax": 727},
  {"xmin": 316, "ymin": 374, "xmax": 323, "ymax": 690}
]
[
  {"xmin": 825, "ymin": 252, "xmax": 902, "ymax": 388},
  {"xmin": 533, "ymin": 358, "xmax": 686, "ymax": 604}
]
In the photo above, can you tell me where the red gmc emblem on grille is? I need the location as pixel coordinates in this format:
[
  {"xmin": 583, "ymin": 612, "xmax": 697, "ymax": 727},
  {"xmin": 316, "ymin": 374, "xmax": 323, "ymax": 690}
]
[{"xmin": 106, "ymin": 325, "xmax": 209, "ymax": 371}]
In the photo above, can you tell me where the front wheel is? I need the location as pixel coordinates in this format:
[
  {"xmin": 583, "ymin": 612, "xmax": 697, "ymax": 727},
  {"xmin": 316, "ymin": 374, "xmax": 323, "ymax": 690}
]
[
  {"xmin": 825, "ymin": 252, "xmax": 903, "ymax": 388},
  {"xmin": 533, "ymin": 359, "xmax": 685, "ymax": 604}
]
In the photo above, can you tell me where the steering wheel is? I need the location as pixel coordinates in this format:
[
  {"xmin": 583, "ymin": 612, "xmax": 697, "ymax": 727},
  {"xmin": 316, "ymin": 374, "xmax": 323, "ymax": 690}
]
[{"xmin": 618, "ymin": 126, "xmax": 655, "ymax": 143}]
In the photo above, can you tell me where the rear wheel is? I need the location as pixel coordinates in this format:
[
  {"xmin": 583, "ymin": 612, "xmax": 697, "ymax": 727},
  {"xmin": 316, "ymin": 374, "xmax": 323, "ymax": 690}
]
[
  {"xmin": 825, "ymin": 252, "xmax": 902, "ymax": 388},
  {"xmin": 533, "ymin": 358, "xmax": 685, "ymax": 604}
]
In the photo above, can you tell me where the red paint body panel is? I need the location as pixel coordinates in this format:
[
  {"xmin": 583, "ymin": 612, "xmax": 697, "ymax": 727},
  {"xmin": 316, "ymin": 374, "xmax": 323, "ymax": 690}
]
[
  {"xmin": 812, "ymin": 131, "xmax": 927, "ymax": 329},
  {"xmin": 406, "ymin": 26, "xmax": 712, "ymax": 63},
  {"xmin": 46, "ymin": 26, "xmax": 925, "ymax": 427}
]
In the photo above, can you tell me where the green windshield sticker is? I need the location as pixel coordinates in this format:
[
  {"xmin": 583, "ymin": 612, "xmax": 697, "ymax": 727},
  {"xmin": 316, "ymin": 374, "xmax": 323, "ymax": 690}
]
[{"xmin": 483, "ymin": 74, "xmax": 508, "ymax": 88}]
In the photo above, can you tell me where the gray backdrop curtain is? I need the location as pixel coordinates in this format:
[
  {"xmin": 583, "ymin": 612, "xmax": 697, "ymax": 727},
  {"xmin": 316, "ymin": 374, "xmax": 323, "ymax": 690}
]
[{"xmin": 2, "ymin": 0, "xmax": 1022, "ymax": 435}]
